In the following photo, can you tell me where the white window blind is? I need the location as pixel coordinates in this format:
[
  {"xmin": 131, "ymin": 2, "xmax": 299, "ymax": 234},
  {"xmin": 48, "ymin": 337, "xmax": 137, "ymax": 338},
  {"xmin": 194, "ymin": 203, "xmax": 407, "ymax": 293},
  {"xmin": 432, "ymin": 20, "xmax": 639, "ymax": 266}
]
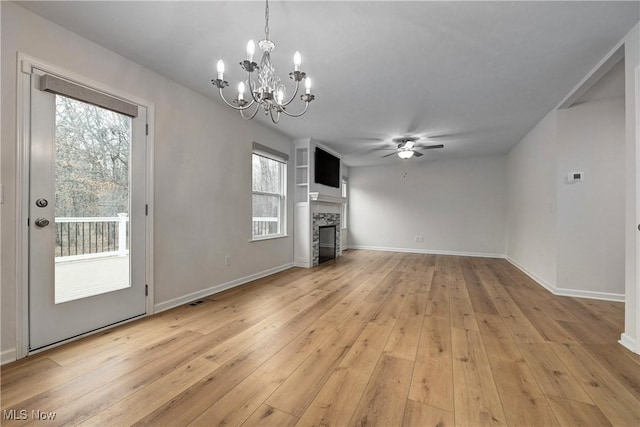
[{"xmin": 39, "ymin": 73, "xmax": 138, "ymax": 118}]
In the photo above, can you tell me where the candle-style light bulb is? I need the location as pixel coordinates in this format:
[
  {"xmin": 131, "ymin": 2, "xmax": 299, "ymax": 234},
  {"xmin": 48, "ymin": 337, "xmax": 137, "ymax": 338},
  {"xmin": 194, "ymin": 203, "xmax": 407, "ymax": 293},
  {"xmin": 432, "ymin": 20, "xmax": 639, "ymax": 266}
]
[
  {"xmin": 276, "ymin": 88, "xmax": 284, "ymax": 104},
  {"xmin": 305, "ymin": 77, "xmax": 312, "ymax": 94},
  {"xmin": 238, "ymin": 82, "xmax": 245, "ymax": 101},
  {"xmin": 246, "ymin": 40, "xmax": 255, "ymax": 62},
  {"xmin": 217, "ymin": 60, "xmax": 225, "ymax": 80},
  {"xmin": 293, "ymin": 51, "xmax": 301, "ymax": 71}
]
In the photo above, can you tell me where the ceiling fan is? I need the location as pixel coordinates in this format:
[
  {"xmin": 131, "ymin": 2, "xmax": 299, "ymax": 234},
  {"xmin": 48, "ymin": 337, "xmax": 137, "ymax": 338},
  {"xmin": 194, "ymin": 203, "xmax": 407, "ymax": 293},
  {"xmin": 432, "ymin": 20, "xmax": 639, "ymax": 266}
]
[{"xmin": 381, "ymin": 137, "xmax": 444, "ymax": 159}]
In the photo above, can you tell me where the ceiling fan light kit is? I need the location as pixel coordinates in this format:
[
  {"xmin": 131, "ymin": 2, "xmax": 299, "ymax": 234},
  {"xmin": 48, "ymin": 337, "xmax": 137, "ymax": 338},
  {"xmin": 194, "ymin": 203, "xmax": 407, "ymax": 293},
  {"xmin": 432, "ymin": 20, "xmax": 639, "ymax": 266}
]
[
  {"xmin": 397, "ymin": 150, "xmax": 414, "ymax": 159},
  {"xmin": 212, "ymin": 0, "xmax": 315, "ymax": 124},
  {"xmin": 378, "ymin": 136, "xmax": 443, "ymax": 159}
]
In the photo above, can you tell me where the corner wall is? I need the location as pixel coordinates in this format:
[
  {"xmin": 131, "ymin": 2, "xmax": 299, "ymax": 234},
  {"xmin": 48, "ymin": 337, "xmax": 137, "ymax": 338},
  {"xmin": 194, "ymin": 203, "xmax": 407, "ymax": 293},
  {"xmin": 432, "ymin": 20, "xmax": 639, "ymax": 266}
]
[
  {"xmin": 556, "ymin": 97, "xmax": 625, "ymax": 297},
  {"xmin": 506, "ymin": 78, "xmax": 626, "ymax": 301},
  {"xmin": 506, "ymin": 111, "xmax": 558, "ymax": 290},
  {"xmin": 506, "ymin": 26, "xmax": 637, "ymax": 338}
]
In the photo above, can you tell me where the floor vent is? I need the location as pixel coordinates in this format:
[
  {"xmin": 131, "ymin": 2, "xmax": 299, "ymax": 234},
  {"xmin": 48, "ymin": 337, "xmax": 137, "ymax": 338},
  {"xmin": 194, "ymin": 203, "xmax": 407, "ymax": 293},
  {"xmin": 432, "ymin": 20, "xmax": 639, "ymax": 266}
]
[{"xmin": 189, "ymin": 300, "xmax": 205, "ymax": 306}]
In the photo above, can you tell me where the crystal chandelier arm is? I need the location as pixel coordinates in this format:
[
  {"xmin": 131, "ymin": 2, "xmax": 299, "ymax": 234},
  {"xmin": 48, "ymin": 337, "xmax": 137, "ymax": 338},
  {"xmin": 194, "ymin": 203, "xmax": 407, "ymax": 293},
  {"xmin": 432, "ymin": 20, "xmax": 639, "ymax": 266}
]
[
  {"xmin": 278, "ymin": 80, "xmax": 301, "ymax": 107},
  {"xmin": 247, "ymin": 73, "xmax": 262, "ymax": 104},
  {"xmin": 217, "ymin": 87, "xmax": 256, "ymax": 111},
  {"xmin": 279, "ymin": 101, "xmax": 310, "ymax": 118},
  {"xmin": 240, "ymin": 103, "xmax": 261, "ymax": 120},
  {"xmin": 269, "ymin": 107, "xmax": 281, "ymax": 124}
]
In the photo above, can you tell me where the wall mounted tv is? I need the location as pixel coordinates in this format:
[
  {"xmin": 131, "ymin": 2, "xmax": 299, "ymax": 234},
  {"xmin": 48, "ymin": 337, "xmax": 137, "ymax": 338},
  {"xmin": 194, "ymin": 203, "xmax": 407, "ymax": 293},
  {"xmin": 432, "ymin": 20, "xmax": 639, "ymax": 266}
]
[{"xmin": 315, "ymin": 147, "xmax": 341, "ymax": 188}]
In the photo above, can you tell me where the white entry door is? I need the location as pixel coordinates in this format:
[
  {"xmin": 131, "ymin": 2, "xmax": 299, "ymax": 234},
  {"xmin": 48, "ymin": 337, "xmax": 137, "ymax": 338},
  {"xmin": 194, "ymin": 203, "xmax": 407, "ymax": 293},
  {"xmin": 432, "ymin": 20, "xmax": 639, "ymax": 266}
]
[{"xmin": 28, "ymin": 68, "xmax": 147, "ymax": 350}]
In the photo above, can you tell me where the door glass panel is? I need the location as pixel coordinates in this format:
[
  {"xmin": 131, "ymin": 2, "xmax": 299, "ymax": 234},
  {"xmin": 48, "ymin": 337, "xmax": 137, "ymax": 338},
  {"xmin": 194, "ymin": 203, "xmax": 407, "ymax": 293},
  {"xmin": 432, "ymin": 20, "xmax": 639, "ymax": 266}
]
[{"xmin": 54, "ymin": 95, "xmax": 131, "ymax": 304}]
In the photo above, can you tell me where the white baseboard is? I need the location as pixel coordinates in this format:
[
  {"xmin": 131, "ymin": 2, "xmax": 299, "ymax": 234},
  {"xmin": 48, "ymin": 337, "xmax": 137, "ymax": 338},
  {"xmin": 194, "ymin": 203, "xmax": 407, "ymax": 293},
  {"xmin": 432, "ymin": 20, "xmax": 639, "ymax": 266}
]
[
  {"xmin": 348, "ymin": 245, "xmax": 505, "ymax": 259},
  {"xmin": 1, "ymin": 348, "xmax": 17, "ymax": 366},
  {"xmin": 619, "ymin": 333, "xmax": 639, "ymax": 354},
  {"xmin": 506, "ymin": 257, "xmax": 625, "ymax": 302},
  {"xmin": 294, "ymin": 261, "xmax": 312, "ymax": 268},
  {"xmin": 505, "ymin": 257, "xmax": 557, "ymax": 294},
  {"xmin": 154, "ymin": 262, "xmax": 295, "ymax": 313},
  {"xmin": 554, "ymin": 287, "xmax": 625, "ymax": 302},
  {"xmin": 342, "ymin": 250, "xmax": 623, "ymax": 303}
]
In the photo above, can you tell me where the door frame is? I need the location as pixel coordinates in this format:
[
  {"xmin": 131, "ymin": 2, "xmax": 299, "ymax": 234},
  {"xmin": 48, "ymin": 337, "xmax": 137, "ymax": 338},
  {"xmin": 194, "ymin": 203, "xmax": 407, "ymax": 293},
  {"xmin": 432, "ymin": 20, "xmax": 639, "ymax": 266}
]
[{"xmin": 15, "ymin": 53, "xmax": 155, "ymax": 359}]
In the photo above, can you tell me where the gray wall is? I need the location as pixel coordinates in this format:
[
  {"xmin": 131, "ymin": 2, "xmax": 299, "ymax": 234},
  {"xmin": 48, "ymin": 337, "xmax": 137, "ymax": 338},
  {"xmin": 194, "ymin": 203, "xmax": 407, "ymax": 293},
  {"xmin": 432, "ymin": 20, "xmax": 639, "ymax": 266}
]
[
  {"xmin": 506, "ymin": 111, "xmax": 558, "ymax": 288},
  {"xmin": 1, "ymin": 2, "xmax": 294, "ymax": 361},
  {"xmin": 349, "ymin": 156, "xmax": 507, "ymax": 257},
  {"xmin": 556, "ymin": 97, "xmax": 625, "ymax": 295},
  {"xmin": 506, "ymin": 59, "xmax": 626, "ymax": 298}
]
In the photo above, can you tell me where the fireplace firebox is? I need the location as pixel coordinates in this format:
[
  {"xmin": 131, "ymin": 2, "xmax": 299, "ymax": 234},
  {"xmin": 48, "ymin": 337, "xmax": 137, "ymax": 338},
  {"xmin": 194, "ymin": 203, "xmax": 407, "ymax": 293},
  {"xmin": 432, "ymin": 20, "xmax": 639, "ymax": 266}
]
[{"xmin": 318, "ymin": 225, "xmax": 336, "ymax": 264}]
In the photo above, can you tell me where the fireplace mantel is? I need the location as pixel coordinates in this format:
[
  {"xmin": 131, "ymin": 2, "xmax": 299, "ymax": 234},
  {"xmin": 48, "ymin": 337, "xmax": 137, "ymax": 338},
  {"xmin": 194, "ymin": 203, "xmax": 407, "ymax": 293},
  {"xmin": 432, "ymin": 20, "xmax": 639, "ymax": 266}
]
[{"xmin": 309, "ymin": 192, "xmax": 347, "ymax": 205}]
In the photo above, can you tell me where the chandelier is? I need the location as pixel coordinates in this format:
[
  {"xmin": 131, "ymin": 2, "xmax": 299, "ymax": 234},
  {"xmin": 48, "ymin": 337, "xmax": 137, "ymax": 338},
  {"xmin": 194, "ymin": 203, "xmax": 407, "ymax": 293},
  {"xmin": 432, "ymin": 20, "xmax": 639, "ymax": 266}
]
[{"xmin": 212, "ymin": 0, "xmax": 315, "ymax": 123}]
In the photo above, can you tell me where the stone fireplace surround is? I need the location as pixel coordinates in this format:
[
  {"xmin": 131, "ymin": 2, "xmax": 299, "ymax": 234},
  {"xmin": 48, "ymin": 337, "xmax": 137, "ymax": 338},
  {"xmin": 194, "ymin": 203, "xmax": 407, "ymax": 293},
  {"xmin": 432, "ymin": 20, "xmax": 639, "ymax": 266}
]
[{"xmin": 312, "ymin": 213, "xmax": 341, "ymax": 266}]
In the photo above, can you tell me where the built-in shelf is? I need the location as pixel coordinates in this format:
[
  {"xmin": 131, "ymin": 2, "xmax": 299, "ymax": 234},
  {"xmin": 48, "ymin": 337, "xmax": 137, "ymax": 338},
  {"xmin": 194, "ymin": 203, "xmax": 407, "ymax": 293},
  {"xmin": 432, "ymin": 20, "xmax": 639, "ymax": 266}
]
[
  {"xmin": 295, "ymin": 147, "xmax": 308, "ymax": 167},
  {"xmin": 295, "ymin": 147, "xmax": 309, "ymax": 204},
  {"xmin": 295, "ymin": 171, "xmax": 308, "ymax": 187}
]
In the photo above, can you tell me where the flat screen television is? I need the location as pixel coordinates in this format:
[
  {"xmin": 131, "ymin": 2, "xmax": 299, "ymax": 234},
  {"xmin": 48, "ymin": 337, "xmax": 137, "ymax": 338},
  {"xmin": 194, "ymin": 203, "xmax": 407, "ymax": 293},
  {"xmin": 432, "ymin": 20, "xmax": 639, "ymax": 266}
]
[{"xmin": 314, "ymin": 147, "xmax": 340, "ymax": 188}]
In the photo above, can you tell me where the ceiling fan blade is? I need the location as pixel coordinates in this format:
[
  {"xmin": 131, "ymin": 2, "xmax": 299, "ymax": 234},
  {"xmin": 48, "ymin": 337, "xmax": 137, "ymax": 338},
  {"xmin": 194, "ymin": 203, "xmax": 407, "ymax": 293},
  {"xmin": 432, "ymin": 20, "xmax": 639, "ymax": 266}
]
[
  {"xmin": 425, "ymin": 134, "xmax": 453, "ymax": 139},
  {"xmin": 372, "ymin": 147, "xmax": 397, "ymax": 151},
  {"xmin": 425, "ymin": 131, "xmax": 472, "ymax": 139},
  {"xmin": 418, "ymin": 144, "xmax": 444, "ymax": 150},
  {"xmin": 392, "ymin": 136, "xmax": 419, "ymax": 145},
  {"xmin": 413, "ymin": 151, "xmax": 424, "ymax": 157},
  {"xmin": 382, "ymin": 151, "xmax": 398, "ymax": 158},
  {"xmin": 345, "ymin": 137, "xmax": 386, "ymax": 143}
]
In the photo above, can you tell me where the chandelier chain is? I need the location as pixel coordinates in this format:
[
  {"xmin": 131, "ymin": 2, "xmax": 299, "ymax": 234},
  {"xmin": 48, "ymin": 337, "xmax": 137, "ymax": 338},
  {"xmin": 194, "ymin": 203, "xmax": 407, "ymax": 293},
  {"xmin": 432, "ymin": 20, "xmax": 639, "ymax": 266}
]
[{"xmin": 264, "ymin": 0, "xmax": 270, "ymax": 40}]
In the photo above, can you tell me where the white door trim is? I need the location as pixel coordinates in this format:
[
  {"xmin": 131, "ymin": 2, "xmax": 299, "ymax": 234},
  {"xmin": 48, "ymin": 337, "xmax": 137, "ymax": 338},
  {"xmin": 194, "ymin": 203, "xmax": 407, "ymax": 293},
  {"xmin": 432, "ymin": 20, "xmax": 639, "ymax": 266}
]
[{"xmin": 15, "ymin": 53, "xmax": 155, "ymax": 359}]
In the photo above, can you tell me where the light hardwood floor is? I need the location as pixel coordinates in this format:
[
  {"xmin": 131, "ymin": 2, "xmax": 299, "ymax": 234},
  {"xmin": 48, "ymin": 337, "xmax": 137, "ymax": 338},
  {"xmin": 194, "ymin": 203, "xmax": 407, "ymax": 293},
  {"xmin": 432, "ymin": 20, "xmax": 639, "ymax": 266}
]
[{"xmin": 2, "ymin": 250, "xmax": 639, "ymax": 426}]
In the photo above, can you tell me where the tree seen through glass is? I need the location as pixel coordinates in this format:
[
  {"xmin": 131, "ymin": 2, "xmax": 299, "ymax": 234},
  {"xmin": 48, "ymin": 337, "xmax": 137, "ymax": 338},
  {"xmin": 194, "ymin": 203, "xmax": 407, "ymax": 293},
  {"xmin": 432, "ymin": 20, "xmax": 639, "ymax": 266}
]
[
  {"xmin": 55, "ymin": 95, "xmax": 130, "ymax": 217},
  {"xmin": 252, "ymin": 154, "xmax": 284, "ymax": 236}
]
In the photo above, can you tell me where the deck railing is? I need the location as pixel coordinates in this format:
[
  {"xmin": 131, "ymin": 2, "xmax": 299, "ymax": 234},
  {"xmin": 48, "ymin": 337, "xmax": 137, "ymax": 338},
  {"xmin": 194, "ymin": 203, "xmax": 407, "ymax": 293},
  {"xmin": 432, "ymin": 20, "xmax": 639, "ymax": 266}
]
[
  {"xmin": 56, "ymin": 215, "xmax": 275, "ymax": 260},
  {"xmin": 55, "ymin": 214, "xmax": 128, "ymax": 260},
  {"xmin": 252, "ymin": 217, "xmax": 279, "ymax": 237}
]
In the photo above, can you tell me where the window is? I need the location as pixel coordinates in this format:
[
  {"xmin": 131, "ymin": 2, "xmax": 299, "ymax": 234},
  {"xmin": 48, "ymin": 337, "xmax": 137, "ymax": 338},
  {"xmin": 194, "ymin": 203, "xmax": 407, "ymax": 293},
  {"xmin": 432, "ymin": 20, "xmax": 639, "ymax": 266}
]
[
  {"xmin": 341, "ymin": 177, "xmax": 348, "ymax": 229},
  {"xmin": 252, "ymin": 143, "xmax": 288, "ymax": 240}
]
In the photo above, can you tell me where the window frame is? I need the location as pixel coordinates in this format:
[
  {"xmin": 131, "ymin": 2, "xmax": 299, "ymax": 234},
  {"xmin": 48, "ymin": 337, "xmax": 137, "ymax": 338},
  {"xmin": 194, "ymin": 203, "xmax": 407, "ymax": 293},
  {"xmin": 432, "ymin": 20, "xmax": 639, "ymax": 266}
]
[
  {"xmin": 341, "ymin": 177, "xmax": 348, "ymax": 230},
  {"xmin": 251, "ymin": 144, "xmax": 288, "ymax": 241}
]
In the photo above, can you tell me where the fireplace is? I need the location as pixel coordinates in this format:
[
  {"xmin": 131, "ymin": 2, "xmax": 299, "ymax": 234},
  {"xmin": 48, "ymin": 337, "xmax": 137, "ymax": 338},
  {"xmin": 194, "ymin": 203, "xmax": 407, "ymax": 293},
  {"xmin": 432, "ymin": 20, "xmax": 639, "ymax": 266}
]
[
  {"xmin": 318, "ymin": 225, "xmax": 337, "ymax": 264},
  {"xmin": 312, "ymin": 213, "xmax": 341, "ymax": 266}
]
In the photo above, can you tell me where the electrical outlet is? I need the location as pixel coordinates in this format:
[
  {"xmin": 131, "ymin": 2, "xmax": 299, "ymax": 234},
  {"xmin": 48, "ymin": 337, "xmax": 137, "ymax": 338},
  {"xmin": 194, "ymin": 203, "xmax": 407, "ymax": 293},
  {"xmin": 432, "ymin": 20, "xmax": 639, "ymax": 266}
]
[
  {"xmin": 567, "ymin": 171, "xmax": 584, "ymax": 183},
  {"xmin": 225, "ymin": 255, "xmax": 231, "ymax": 266},
  {"xmin": 415, "ymin": 235, "xmax": 424, "ymax": 243}
]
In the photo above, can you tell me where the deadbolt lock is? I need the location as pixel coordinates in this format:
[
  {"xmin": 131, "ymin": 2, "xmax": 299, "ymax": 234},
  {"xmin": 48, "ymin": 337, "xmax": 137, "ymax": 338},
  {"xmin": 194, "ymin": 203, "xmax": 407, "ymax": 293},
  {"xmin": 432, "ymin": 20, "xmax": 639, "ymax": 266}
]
[{"xmin": 35, "ymin": 198, "xmax": 48, "ymax": 208}]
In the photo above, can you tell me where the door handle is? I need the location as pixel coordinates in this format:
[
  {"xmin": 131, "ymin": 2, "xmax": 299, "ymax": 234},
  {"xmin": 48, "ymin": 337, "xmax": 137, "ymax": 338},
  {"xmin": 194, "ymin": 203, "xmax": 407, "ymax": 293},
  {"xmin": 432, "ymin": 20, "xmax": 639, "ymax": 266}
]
[{"xmin": 34, "ymin": 218, "xmax": 50, "ymax": 227}]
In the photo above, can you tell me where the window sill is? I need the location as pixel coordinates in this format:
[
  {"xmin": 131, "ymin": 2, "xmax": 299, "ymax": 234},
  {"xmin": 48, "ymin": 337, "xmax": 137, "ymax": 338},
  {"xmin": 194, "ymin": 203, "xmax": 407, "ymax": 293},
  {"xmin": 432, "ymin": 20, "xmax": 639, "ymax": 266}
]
[{"xmin": 251, "ymin": 234, "xmax": 289, "ymax": 242}]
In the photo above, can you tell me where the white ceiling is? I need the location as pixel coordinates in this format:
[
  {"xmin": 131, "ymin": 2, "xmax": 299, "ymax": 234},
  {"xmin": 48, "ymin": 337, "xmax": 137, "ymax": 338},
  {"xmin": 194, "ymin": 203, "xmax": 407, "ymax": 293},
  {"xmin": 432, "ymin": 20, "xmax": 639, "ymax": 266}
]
[{"xmin": 17, "ymin": 1, "xmax": 639, "ymax": 167}]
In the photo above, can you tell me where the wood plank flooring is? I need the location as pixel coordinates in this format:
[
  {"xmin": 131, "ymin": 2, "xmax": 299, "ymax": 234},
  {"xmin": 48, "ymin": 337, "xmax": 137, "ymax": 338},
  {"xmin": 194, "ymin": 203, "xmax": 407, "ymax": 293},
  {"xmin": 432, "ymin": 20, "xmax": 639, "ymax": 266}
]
[{"xmin": 2, "ymin": 250, "xmax": 639, "ymax": 426}]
